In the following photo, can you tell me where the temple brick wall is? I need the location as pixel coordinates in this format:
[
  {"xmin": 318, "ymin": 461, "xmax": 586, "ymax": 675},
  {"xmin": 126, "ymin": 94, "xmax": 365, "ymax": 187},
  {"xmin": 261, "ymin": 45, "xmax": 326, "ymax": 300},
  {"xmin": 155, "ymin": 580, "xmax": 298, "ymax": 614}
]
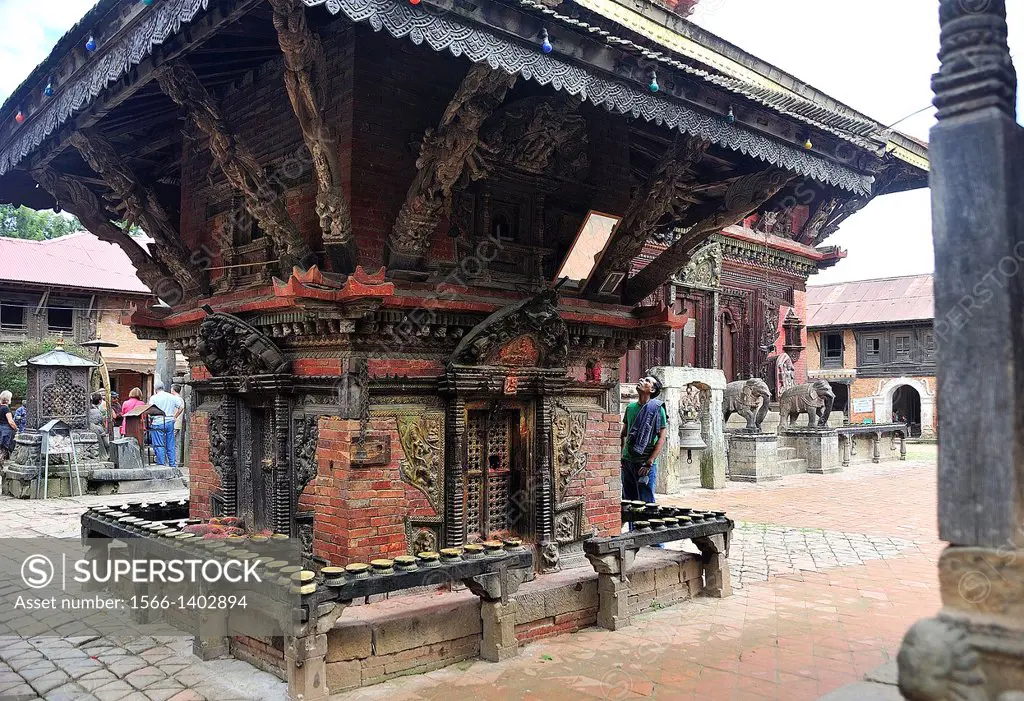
[{"xmin": 187, "ymin": 411, "xmax": 220, "ymax": 521}]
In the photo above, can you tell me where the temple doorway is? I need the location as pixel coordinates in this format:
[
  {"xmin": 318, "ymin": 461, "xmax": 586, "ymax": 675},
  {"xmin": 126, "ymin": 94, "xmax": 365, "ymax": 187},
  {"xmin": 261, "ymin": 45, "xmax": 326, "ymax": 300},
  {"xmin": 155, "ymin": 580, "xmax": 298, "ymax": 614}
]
[
  {"xmin": 464, "ymin": 406, "xmax": 526, "ymax": 542},
  {"xmin": 830, "ymin": 382, "xmax": 850, "ymax": 419},
  {"xmin": 892, "ymin": 385, "xmax": 922, "ymax": 437},
  {"xmin": 236, "ymin": 401, "xmax": 276, "ymax": 533}
]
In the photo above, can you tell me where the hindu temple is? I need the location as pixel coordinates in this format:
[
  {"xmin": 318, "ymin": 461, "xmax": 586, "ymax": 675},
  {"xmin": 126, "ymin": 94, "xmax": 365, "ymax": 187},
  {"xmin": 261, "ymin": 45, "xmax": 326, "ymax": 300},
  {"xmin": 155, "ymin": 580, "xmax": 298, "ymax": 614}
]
[{"xmin": 0, "ymin": 0, "xmax": 927, "ymax": 694}]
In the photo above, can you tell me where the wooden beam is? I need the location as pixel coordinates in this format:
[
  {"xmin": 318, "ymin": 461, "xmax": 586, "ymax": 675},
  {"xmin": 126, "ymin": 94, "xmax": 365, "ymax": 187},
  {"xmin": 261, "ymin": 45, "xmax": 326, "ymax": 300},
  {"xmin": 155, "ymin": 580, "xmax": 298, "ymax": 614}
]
[
  {"xmin": 623, "ymin": 169, "xmax": 793, "ymax": 305},
  {"xmin": 67, "ymin": 128, "xmax": 206, "ymax": 301},
  {"xmin": 584, "ymin": 135, "xmax": 708, "ymax": 296},
  {"xmin": 29, "ymin": 166, "xmax": 179, "ymax": 303},
  {"xmin": 154, "ymin": 61, "xmax": 315, "ymax": 271},
  {"xmin": 387, "ymin": 62, "xmax": 516, "ymax": 273},
  {"xmin": 28, "ymin": 0, "xmax": 268, "ymax": 174},
  {"xmin": 269, "ymin": 0, "xmax": 356, "ymax": 274}
]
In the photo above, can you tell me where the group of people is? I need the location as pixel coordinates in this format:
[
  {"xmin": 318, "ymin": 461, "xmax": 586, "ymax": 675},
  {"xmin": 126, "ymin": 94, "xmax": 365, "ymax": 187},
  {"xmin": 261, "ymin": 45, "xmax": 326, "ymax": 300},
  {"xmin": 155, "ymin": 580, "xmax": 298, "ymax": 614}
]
[{"xmin": 0, "ymin": 380, "xmax": 185, "ymax": 469}]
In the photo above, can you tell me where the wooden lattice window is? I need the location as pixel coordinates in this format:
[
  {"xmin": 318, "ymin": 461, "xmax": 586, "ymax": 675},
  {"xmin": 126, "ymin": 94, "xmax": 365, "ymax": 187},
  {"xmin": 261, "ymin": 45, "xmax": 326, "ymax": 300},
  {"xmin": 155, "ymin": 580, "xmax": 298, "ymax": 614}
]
[{"xmin": 464, "ymin": 409, "xmax": 515, "ymax": 540}]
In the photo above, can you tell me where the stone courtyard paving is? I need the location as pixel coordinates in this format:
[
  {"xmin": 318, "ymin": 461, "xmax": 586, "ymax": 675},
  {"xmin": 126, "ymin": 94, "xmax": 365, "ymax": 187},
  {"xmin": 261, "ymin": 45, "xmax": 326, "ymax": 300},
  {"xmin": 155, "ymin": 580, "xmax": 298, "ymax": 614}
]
[
  {"xmin": 0, "ymin": 447, "xmax": 940, "ymax": 700},
  {"xmin": 342, "ymin": 445, "xmax": 941, "ymax": 701}
]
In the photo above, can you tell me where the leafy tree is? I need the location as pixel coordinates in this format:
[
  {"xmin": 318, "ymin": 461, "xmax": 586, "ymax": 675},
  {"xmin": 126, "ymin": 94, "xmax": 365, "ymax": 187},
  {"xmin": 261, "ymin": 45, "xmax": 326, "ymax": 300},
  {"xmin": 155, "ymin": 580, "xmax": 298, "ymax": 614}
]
[
  {"xmin": 0, "ymin": 339, "xmax": 92, "ymax": 403},
  {"xmin": 0, "ymin": 204, "xmax": 82, "ymax": 240}
]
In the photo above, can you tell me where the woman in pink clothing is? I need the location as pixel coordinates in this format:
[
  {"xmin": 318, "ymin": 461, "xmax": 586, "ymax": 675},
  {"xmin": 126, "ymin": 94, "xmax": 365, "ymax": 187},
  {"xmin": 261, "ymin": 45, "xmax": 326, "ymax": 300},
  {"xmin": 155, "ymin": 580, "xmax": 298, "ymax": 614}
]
[{"xmin": 119, "ymin": 387, "xmax": 146, "ymax": 415}]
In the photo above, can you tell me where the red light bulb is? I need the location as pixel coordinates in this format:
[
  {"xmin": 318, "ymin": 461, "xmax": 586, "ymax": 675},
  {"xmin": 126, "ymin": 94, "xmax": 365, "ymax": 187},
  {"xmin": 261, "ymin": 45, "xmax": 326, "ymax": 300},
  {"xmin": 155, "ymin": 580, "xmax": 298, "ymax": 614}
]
[
  {"xmin": 15, "ymin": 111, "xmax": 25, "ymax": 124},
  {"xmin": 409, "ymin": 0, "xmax": 422, "ymax": 5}
]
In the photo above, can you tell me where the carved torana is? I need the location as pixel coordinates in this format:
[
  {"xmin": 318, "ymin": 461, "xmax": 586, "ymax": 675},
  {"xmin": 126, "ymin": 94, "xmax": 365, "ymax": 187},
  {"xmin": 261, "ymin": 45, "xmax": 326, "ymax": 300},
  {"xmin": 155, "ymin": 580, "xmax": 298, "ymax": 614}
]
[
  {"xmin": 587, "ymin": 136, "xmax": 709, "ymax": 294},
  {"xmin": 270, "ymin": 0, "xmax": 356, "ymax": 273},
  {"xmin": 388, "ymin": 63, "xmax": 516, "ymax": 269},
  {"xmin": 196, "ymin": 310, "xmax": 291, "ymax": 377},
  {"xmin": 395, "ymin": 413, "xmax": 444, "ymax": 514},
  {"xmin": 451, "ymin": 290, "xmax": 569, "ymax": 368},
  {"xmin": 624, "ymin": 169, "xmax": 793, "ymax": 304},
  {"xmin": 553, "ymin": 402, "xmax": 589, "ymax": 503},
  {"xmin": 672, "ymin": 241, "xmax": 722, "ymax": 289},
  {"xmin": 154, "ymin": 62, "xmax": 315, "ymax": 270}
]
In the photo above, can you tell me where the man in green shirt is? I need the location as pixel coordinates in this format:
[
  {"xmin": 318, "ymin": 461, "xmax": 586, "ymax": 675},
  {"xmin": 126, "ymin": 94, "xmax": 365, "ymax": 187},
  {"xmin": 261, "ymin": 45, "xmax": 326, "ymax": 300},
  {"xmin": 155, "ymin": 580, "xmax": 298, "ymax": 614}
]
[{"xmin": 620, "ymin": 375, "xmax": 668, "ymax": 503}]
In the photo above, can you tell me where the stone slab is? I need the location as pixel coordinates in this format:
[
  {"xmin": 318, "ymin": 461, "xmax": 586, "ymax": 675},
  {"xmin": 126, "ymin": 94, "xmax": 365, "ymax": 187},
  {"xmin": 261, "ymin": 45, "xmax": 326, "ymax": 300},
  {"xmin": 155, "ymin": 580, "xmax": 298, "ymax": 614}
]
[
  {"xmin": 728, "ymin": 433, "xmax": 781, "ymax": 483},
  {"xmin": 93, "ymin": 478, "xmax": 186, "ymax": 495}
]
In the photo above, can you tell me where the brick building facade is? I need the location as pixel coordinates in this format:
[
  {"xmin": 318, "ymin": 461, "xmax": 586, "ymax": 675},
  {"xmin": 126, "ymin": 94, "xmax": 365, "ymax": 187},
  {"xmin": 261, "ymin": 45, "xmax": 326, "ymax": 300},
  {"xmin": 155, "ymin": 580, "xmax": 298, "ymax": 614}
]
[{"xmin": 806, "ymin": 274, "xmax": 936, "ymax": 438}]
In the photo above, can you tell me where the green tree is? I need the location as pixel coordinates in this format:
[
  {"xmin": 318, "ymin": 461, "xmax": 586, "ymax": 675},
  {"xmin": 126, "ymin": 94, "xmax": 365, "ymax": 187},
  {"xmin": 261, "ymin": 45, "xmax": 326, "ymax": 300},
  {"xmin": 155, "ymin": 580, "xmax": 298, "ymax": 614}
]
[
  {"xmin": 0, "ymin": 339, "xmax": 91, "ymax": 403},
  {"xmin": 0, "ymin": 204, "xmax": 82, "ymax": 240}
]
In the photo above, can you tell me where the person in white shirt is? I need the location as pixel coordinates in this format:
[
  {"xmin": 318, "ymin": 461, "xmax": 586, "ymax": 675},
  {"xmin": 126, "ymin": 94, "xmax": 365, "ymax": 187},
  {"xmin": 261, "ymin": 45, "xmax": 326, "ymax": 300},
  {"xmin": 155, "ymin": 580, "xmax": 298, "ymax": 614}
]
[{"xmin": 149, "ymin": 380, "xmax": 184, "ymax": 467}]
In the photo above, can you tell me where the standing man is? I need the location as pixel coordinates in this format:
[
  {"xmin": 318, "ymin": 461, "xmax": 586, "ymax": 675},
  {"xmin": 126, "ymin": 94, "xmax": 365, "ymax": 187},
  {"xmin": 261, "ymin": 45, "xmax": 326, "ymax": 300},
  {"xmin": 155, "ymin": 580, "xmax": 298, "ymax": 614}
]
[
  {"xmin": 149, "ymin": 380, "xmax": 183, "ymax": 467},
  {"xmin": 621, "ymin": 375, "xmax": 668, "ymax": 503},
  {"xmin": 13, "ymin": 400, "xmax": 27, "ymax": 433}
]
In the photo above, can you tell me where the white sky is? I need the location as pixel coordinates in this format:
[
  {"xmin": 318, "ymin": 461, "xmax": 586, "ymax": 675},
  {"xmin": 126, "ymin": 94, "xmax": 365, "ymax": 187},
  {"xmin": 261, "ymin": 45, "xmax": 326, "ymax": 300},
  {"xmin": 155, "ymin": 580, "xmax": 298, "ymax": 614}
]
[{"xmin": 1, "ymin": 0, "xmax": 1020, "ymax": 284}]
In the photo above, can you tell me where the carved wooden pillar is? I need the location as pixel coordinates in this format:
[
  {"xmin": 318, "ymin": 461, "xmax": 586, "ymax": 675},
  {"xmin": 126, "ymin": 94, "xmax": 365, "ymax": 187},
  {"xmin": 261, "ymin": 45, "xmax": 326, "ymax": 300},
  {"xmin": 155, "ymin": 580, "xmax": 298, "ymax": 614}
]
[
  {"xmin": 444, "ymin": 397, "xmax": 467, "ymax": 548},
  {"xmin": 221, "ymin": 396, "xmax": 239, "ymax": 516},
  {"xmin": 896, "ymin": 2, "xmax": 1024, "ymax": 698},
  {"xmin": 269, "ymin": 0, "xmax": 356, "ymax": 274},
  {"xmin": 536, "ymin": 396, "xmax": 556, "ymax": 570},
  {"xmin": 274, "ymin": 395, "xmax": 292, "ymax": 535}
]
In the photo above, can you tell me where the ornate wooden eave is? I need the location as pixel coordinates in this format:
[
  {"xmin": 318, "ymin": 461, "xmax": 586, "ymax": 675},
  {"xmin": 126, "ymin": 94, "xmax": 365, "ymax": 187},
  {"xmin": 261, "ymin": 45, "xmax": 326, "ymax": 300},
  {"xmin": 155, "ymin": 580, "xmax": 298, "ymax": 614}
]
[
  {"xmin": 584, "ymin": 135, "xmax": 709, "ymax": 296},
  {"xmin": 387, "ymin": 62, "xmax": 517, "ymax": 274},
  {"xmin": 66, "ymin": 129, "xmax": 207, "ymax": 301},
  {"xmin": 29, "ymin": 165, "xmax": 171, "ymax": 296},
  {"xmin": 623, "ymin": 168, "xmax": 793, "ymax": 304},
  {"xmin": 154, "ymin": 62, "xmax": 316, "ymax": 271},
  {"xmin": 269, "ymin": 0, "xmax": 356, "ymax": 274}
]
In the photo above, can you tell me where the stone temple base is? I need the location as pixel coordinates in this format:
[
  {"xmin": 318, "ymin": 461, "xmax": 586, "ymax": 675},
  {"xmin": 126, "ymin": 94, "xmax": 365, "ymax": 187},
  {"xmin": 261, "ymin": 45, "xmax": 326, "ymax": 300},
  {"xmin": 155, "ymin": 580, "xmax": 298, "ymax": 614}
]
[
  {"xmin": 780, "ymin": 428, "xmax": 840, "ymax": 474},
  {"xmin": 229, "ymin": 548, "xmax": 703, "ymax": 692},
  {"xmin": 728, "ymin": 433, "xmax": 780, "ymax": 483},
  {"xmin": 1, "ymin": 431, "xmax": 184, "ymax": 498}
]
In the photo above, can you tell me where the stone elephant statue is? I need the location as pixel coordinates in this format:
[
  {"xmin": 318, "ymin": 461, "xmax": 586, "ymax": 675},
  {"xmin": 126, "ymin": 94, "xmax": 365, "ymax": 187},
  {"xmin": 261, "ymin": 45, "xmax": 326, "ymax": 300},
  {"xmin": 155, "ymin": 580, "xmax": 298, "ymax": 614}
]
[
  {"xmin": 780, "ymin": 379, "xmax": 835, "ymax": 429},
  {"xmin": 723, "ymin": 378, "xmax": 771, "ymax": 432}
]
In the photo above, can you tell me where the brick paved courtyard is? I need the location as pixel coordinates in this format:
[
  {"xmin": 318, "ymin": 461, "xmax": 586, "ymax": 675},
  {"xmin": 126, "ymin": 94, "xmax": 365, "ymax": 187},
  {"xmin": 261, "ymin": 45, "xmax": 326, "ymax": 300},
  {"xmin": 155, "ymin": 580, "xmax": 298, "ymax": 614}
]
[{"xmin": 0, "ymin": 447, "xmax": 940, "ymax": 700}]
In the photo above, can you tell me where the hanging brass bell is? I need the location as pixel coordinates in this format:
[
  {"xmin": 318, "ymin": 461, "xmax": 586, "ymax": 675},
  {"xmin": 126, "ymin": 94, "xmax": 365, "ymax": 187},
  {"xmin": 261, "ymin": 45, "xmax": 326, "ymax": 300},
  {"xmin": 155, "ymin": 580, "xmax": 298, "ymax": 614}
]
[{"xmin": 678, "ymin": 419, "xmax": 706, "ymax": 464}]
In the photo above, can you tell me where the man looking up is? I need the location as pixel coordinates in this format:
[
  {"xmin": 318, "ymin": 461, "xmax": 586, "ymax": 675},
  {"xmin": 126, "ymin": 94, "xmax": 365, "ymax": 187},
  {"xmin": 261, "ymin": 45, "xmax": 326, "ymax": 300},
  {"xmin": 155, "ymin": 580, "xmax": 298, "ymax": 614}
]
[{"xmin": 620, "ymin": 375, "xmax": 668, "ymax": 504}]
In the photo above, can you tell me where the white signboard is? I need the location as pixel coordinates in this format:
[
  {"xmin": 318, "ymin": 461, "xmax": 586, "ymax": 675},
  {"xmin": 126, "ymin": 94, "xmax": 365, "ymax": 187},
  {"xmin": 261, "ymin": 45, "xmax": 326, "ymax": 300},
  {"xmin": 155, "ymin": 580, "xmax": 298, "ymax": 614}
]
[{"xmin": 852, "ymin": 397, "xmax": 874, "ymax": 413}]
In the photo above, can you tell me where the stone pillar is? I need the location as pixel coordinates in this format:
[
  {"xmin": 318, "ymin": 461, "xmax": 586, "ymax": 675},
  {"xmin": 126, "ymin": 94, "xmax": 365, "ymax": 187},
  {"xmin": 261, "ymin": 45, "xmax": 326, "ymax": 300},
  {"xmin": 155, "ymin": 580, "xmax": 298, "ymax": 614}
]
[
  {"xmin": 480, "ymin": 600, "xmax": 518, "ymax": 662},
  {"xmin": 841, "ymin": 435, "xmax": 851, "ymax": 467},
  {"xmin": 694, "ymin": 533, "xmax": 732, "ymax": 598},
  {"xmin": 783, "ymin": 428, "xmax": 839, "ymax": 474},
  {"xmin": 586, "ymin": 549, "xmax": 637, "ymax": 631},
  {"xmin": 871, "ymin": 433, "xmax": 881, "ymax": 463},
  {"xmin": 727, "ymin": 433, "xmax": 779, "ymax": 483},
  {"xmin": 649, "ymin": 367, "xmax": 727, "ymax": 491},
  {"xmin": 897, "ymin": 3, "xmax": 1024, "ymax": 699},
  {"xmin": 286, "ymin": 632, "xmax": 329, "ymax": 701}
]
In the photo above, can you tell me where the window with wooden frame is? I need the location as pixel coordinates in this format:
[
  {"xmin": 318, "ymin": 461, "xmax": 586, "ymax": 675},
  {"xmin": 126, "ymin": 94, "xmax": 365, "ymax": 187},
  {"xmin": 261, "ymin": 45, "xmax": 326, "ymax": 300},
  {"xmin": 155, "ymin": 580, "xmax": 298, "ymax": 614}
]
[{"xmin": 821, "ymin": 332, "xmax": 844, "ymax": 367}]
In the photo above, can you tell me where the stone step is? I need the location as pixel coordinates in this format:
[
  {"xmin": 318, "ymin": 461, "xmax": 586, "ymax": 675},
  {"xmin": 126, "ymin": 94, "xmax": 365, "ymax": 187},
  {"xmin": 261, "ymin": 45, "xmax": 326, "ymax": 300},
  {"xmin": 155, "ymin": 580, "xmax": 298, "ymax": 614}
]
[
  {"xmin": 777, "ymin": 446, "xmax": 797, "ymax": 460},
  {"xmin": 777, "ymin": 458, "xmax": 808, "ymax": 476}
]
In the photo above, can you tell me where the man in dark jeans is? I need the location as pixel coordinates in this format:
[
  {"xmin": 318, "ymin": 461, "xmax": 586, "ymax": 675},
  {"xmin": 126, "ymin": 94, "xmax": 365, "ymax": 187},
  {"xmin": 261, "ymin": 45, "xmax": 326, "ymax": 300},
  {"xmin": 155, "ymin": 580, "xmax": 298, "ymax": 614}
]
[{"xmin": 620, "ymin": 375, "xmax": 668, "ymax": 503}]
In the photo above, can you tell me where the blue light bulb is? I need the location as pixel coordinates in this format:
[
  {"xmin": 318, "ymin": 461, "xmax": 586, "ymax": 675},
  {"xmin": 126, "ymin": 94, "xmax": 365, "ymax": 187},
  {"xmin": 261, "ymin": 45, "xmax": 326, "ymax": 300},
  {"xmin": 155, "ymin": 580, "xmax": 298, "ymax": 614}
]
[
  {"xmin": 726, "ymin": 107, "xmax": 735, "ymax": 124},
  {"xmin": 142, "ymin": 0, "xmax": 154, "ymax": 5},
  {"xmin": 85, "ymin": 36, "xmax": 97, "ymax": 52},
  {"xmin": 44, "ymin": 83, "xmax": 54, "ymax": 97},
  {"xmin": 540, "ymin": 29, "xmax": 552, "ymax": 54},
  {"xmin": 649, "ymin": 76, "xmax": 659, "ymax": 92}
]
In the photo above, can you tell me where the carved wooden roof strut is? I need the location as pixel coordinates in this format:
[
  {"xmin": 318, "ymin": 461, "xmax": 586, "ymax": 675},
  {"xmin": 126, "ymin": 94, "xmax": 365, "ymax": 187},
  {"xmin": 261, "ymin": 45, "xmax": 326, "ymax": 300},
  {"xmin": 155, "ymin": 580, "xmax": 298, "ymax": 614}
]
[
  {"xmin": 154, "ymin": 62, "xmax": 315, "ymax": 272},
  {"xmin": 387, "ymin": 62, "xmax": 516, "ymax": 272},
  {"xmin": 270, "ymin": 0, "xmax": 356, "ymax": 274},
  {"xmin": 66, "ymin": 128, "xmax": 207, "ymax": 302},
  {"xmin": 29, "ymin": 166, "xmax": 176, "ymax": 300},
  {"xmin": 623, "ymin": 168, "xmax": 793, "ymax": 304},
  {"xmin": 584, "ymin": 135, "xmax": 709, "ymax": 296}
]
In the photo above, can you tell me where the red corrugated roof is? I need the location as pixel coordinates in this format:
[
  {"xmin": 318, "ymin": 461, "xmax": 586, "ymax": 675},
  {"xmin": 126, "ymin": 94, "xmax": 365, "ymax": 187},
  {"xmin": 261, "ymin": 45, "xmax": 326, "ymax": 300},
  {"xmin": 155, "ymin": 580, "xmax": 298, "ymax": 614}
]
[
  {"xmin": 0, "ymin": 231, "xmax": 150, "ymax": 294},
  {"xmin": 807, "ymin": 274, "xmax": 933, "ymax": 327}
]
